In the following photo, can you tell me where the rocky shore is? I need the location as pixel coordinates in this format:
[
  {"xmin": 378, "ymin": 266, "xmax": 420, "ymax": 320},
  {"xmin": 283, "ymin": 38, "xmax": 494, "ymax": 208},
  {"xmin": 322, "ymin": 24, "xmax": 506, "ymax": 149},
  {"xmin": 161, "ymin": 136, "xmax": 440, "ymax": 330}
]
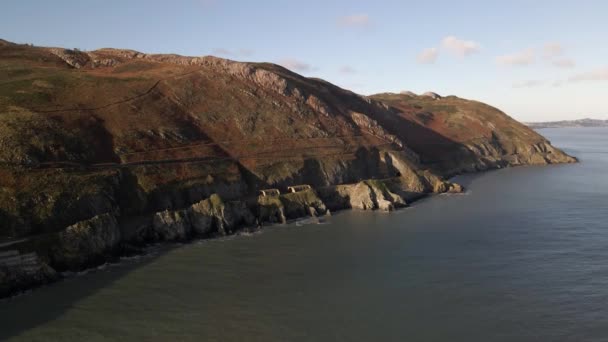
[{"xmin": 0, "ymin": 175, "xmax": 465, "ymax": 298}]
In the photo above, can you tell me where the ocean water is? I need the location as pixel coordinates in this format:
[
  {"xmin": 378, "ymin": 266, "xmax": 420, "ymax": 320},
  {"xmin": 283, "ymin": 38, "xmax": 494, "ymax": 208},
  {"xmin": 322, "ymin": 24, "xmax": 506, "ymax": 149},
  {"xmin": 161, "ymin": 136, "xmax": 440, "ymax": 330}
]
[{"xmin": 1, "ymin": 128, "xmax": 607, "ymax": 342}]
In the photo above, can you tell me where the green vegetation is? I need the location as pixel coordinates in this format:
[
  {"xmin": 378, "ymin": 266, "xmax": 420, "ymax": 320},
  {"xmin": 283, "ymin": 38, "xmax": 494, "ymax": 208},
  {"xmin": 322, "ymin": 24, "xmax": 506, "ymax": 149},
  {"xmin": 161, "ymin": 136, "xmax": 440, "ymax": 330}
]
[
  {"xmin": 0, "ymin": 110, "xmax": 94, "ymax": 164},
  {"xmin": 111, "ymin": 61, "xmax": 157, "ymax": 74},
  {"xmin": 208, "ymin": 193, "xmax": 224, "ymax": 208},
  {"xmin": 364, "ymin": 179, "xmax": 389, "ymax": 193},
  {"xmin": 0, "ymin": 169, "xmax": 119, "ymax": 238}
]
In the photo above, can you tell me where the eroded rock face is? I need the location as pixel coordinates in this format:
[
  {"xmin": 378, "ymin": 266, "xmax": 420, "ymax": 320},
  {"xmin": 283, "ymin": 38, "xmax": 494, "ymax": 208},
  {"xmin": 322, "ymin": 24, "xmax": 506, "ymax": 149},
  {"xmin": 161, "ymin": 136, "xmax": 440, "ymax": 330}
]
[
  {"xmin": 50, "ymin": 213, "xmax": 121, "ymax": 270},
  {"xmin": 222, "ymin": 200, "xmax": 256, "ymax": 231},
  {"xmin": 151, "ymin": 209, "xmax": 192, "ymax": 241},
  {"xmin": 350, "ymin": 112, "xmax": 405, "ymax": 149},
  {"xmin": 421, "ymin": 92, "xmax": 442, "ymax": 100},
  {"xmin": 0, "ymin": 250, "xmax": 58, "ymax": 297},
  {"xmin": 0, "ymin": 259, "xmax": 58, "ymax": 298},
  {"xmin": 47, "ymin": 48, "xmax": 91, "ymax": 68},
  {"xmin": 142, "ymin": 194, "xmax": 256, "ymax": 241},
  {"xmin": 257, "ymin": 196, "xmax": 287, "ymax": 224},
  {"xmin": 319, "ymin": 180, "xmax": 406, "ymax": 212},
  {"xmin": 280, "ymin": 189, "xmax": 328, "ymax": 219}
]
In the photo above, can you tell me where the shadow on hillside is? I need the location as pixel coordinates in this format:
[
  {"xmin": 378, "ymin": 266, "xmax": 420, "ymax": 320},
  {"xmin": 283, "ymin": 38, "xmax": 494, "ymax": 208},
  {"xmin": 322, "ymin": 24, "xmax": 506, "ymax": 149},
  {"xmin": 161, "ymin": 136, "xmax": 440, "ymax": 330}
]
[{"xmin": 366, "ymin": 107, "xmax": 481, "ymax": 173}]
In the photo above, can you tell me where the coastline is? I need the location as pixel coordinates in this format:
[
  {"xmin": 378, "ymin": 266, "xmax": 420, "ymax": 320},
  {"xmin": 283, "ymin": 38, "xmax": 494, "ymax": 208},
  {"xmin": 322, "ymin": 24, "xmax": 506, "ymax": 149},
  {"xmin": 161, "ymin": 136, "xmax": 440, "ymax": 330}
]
[
  {"xmin": 0, "ymin": 159, "xmax": 576, "ymax": 299},
  {"xmin": 0, "ymin": 152, "xmax": 581, "ymax": 299},
  {"xmin": 0, "ymin": 175, "xmax": 453, "ymax": 299}
]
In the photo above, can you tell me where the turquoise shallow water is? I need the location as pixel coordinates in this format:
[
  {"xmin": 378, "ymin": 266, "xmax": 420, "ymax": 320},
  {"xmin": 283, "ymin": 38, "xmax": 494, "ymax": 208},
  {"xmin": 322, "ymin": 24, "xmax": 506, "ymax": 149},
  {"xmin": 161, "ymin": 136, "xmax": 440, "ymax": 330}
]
[{"xmin": 1, "ymin": 128, "xmax": 607, "ymax": 342}]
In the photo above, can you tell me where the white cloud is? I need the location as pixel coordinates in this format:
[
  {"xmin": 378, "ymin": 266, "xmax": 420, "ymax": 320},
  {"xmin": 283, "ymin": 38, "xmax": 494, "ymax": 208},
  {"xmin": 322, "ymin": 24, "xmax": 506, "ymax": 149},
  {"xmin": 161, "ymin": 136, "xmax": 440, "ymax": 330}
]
[
  {"xmin": 337, "ymin": 14, "xmax": 371, "ymax": 28},
  {"xmin": 568, "ymin": 67, "xmax": 608, "ymax": 82},
  {"xmin": 496, "ymin": 48, "xmax": 536, "ymax": 66},
  {"xmin": 441, "ymin": 36, "xmax": 480, "ymax": 57},
  {"xmin": 339, "ymin": 66, "xmax": 356, "ymax": 74},
  {"xmin": 417, "ymin": 47, "xmax": 439, "ymax": 64},
  {"xmin": 513, "ymin": 79, "xmax": 545, "ymax": 88},
  {"xmin": 552, "ymin": 58, "xmax": 575, "ymax": 68},
  {"xmin": 278, "ymin": 58, "xmax": 313, "ymax": 72},
  {"xmin": 543, "ymin": 42, "xmax": 564, "ymax": 58}
]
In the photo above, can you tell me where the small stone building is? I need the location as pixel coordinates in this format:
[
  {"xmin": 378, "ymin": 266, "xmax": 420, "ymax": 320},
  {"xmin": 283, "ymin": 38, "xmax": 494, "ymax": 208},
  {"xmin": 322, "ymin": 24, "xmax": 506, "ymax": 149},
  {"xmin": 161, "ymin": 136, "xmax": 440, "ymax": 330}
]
[
  {"xmin": 259, "ymin": 189, "xmax": 281, "ymax": 197},
  {"xmin": 287, "ymin": 185, "xmax": 312, "ymax": 193}
]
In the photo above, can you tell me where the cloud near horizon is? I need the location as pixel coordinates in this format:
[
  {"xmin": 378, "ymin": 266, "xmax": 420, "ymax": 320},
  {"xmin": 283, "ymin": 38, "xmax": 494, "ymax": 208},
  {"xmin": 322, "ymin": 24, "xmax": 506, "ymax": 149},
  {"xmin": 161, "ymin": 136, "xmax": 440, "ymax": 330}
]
[
  {"xmin": 543, "ymin": 42, "xmax": 564, "ymax": 58},
  {"xmin": 496, "ymin": 48, "xmax": 536, "ymax": 66},
  {"xmin": 417, "ymin": 47, "xmax": 439, "ymax": 64},
  {"xmin": 339, "ymin": 66, "xmax": 357, "ymax": 74},
  {"xmin": 337, "ymin": 14, "xmax": 371, "ymax": 28},
  {"xmin": 552, "ymin": 58, "xmax": 575, "ymax": 68},
  {"xmin": 568, "ymin": 67, "xmax": 608, "ymax": 82},
  {"xmin": 513, "ymin": 79, "xmax": 545, "ymax": 88},
  {"xmin": 441, "ymin": 36, "xmax": 480, "ymax": 57}
]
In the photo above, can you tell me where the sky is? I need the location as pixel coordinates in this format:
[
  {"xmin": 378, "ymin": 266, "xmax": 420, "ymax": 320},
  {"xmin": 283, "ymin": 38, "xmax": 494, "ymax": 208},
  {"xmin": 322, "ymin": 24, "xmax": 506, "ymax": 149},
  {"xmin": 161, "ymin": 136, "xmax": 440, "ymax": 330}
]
[{"xmin": 1, "ymin": 0, "xmax": 607, "ymax": 122}]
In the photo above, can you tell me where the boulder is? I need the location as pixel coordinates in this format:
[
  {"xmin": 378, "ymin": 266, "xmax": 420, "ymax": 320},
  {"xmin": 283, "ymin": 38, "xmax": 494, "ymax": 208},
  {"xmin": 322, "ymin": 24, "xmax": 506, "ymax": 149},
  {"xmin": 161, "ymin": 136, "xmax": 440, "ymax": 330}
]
[
  {"xmin": 151, "ymin": 209, "xmax": 192, "ymax": 241},
  {"xmin": 51, "ymin": 213, "xmax": 121, "ymax": 270},
  {"xmin": 421, "ymin": 91, "xmax": 442, "ymax": 100}
]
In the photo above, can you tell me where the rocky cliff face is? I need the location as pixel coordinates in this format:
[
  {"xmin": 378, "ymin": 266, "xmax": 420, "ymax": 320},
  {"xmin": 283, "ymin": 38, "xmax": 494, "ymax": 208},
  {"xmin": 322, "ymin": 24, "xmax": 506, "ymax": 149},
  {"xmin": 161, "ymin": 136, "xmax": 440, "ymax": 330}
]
[
  {"xmin": 0, "ymin": 40, "xmax": 576, "ymax": 297},
  {"xmin": 0, "ymin": 250, "xmax": 58, "ymax": 298},
  {"xmin": 50, "ymin": 213, "xmax": 121, "ymax": 270}
]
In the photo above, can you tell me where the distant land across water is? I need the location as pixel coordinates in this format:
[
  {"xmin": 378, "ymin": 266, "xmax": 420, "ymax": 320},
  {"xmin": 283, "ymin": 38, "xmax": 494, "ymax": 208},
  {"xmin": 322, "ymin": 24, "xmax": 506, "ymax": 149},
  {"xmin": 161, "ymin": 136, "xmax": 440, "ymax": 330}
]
[{"xmin": 527, "ymin": 118, "xmax": 608, "ymax": 129}]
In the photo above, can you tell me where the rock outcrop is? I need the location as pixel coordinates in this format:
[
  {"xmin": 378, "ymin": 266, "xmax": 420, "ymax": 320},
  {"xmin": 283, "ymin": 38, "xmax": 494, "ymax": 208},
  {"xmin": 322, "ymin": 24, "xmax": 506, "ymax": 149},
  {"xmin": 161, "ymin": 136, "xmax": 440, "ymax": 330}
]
[
  {"xmin": 279, "ymin": 189, "xmax": 327, "ymax": 219},
  {"xmin": 50, "ymin": 213, "xmax": 121, "ymax": 270},
  {"xmin": 421, "ymin": 92, "xmax": 442, "ymax": 100},
  {"xmin": 135, "ymin": 194, "xmax": 256, "ymax": 242},
  {"xmin": 256, "ymin": 195, "xmax": 287, "ymax": 224},
  {"xmin": 319, "ymin": 180, "xmax": 406, "ymax": 212},
  {"xmin": 0, "ymin": 250, "xmax": 58, "ymax": 298}
]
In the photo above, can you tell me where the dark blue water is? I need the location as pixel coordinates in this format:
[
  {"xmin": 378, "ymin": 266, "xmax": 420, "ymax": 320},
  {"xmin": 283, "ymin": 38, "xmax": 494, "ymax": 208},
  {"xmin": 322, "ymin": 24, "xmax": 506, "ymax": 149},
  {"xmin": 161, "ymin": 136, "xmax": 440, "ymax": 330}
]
[{"xmin": 1, "ymin": 128, "xmax": 607, "ymax": 341}]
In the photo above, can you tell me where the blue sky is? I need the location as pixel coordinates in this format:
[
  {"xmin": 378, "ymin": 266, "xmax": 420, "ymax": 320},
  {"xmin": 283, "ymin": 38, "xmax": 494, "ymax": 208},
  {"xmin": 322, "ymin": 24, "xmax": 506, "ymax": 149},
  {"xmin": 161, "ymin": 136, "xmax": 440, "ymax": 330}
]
[{"xmin": 1, "ymin": 0, "xmax": 607, "ymax": 121}]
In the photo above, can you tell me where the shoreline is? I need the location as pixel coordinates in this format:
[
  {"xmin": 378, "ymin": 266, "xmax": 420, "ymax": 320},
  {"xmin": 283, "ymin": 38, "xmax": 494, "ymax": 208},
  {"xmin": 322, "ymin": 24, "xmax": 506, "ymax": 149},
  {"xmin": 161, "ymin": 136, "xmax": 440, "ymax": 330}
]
[
  {"xmin": 0, "ymin": 179, "xmax": 440, "ymax": 299},
  {"xmin": 0, "ymin": 159, "xmax": 579, "ymax": 299}
]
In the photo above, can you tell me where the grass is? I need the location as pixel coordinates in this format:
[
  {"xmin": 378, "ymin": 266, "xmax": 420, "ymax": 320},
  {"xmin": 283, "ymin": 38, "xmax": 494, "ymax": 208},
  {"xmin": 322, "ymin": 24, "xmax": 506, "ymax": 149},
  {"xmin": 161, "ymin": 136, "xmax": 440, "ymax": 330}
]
[
  {"xmin": 208, "ymin": 193, "xmax": 224, "ymax": 208},
  {"xmin": 0, "ymin": 168, "xmax": 119, "ymax": 238},
  {"xmin": 364, "ymin": 179, "xmax": 389, "ymax": 193}
]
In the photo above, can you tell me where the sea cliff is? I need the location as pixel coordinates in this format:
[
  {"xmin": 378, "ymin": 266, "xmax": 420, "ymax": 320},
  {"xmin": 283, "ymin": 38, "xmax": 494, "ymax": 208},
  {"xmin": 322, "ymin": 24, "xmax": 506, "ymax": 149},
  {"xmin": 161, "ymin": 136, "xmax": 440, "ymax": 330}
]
[{"xmin": 0, "ymin": 40, "xmax": 576, "ymax": 297}]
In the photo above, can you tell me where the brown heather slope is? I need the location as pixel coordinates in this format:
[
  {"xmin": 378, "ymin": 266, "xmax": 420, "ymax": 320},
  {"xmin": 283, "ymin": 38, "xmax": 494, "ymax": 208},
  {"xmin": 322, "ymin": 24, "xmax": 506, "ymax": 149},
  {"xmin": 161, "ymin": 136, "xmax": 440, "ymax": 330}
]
[
  {"xmin": 0, "ymin": 41, "xmax": 575, "ymax": 296},
  {"xmin": 369, "ymin": 92, "xmax": 576, "ymax": 176}
]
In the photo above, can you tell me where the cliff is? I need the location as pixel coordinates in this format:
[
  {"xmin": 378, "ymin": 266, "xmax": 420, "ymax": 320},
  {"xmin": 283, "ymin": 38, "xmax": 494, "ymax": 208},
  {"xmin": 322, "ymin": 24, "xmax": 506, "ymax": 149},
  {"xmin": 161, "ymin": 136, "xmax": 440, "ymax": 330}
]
[{"xmin": 0, "ymin": 40, "xmax": 576, "ymax": 297}]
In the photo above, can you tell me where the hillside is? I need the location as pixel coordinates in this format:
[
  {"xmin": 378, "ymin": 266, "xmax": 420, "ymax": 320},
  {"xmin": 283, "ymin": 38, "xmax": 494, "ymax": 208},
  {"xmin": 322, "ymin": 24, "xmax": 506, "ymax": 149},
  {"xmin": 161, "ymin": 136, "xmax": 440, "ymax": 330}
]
[
  {"xmin": 369, "ymin": 92, "xmax": 575, "ymax": 175},
  {"xmin": 0, "ymin": 40, "xmax": 575, "ymax": 296},
  {"xmin": 526, "ymin": 118, "xmax": 608, "ymax": 129}
]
